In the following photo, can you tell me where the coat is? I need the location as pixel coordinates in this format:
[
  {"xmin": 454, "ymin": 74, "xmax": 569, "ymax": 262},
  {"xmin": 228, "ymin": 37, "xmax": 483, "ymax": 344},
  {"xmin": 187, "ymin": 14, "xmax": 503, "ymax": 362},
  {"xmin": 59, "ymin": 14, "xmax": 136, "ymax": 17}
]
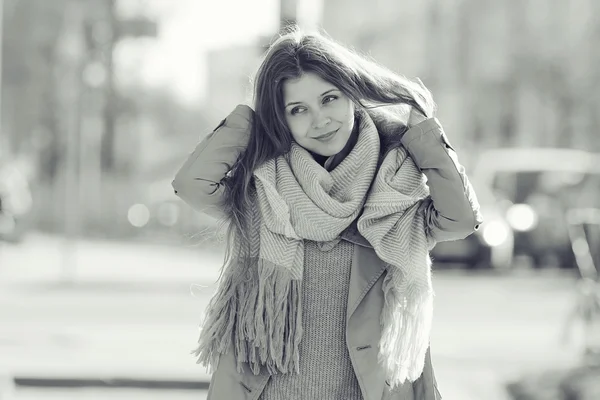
[{"xmin": 172, "ymin": 105, "xmax": 483, "ymax": 400}]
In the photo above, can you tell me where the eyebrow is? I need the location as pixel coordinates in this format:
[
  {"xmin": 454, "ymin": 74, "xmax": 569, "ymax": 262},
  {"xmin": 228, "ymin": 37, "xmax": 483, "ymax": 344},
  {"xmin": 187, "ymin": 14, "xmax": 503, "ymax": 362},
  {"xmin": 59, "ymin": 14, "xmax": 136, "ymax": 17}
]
[{"xmin": 285, "ymin": 89, "xmax": 338, "ymax": 108}]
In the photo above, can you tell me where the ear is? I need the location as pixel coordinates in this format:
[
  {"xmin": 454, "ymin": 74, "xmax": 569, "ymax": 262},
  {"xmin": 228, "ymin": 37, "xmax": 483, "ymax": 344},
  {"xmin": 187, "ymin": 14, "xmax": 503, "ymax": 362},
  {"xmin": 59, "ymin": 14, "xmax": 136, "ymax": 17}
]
[{"xmin": 352, "ymin": 102, "xmax": 363, "ymax": 117}]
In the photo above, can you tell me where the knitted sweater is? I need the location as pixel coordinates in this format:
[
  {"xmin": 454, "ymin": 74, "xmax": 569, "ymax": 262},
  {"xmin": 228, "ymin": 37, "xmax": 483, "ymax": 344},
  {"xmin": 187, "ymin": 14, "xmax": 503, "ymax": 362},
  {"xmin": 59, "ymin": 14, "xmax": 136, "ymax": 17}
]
[{"xmin": 258, "ymin": 239, "xmax": 363, "ymax": 400}]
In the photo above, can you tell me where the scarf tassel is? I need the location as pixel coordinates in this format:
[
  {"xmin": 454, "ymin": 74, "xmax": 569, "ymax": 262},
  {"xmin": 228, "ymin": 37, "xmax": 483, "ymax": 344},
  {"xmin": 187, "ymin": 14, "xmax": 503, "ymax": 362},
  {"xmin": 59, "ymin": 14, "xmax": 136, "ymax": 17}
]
[
  {"xmin": 191, "ymin": 267, "xmax": 237, "ymax": 372},
  {"xmin": 378, "ymin": 268, "xmax": 434, "ymax": 389},
  {"xmin": 193, "ymin": 260, "xmax": 303, "ymax": 377}
]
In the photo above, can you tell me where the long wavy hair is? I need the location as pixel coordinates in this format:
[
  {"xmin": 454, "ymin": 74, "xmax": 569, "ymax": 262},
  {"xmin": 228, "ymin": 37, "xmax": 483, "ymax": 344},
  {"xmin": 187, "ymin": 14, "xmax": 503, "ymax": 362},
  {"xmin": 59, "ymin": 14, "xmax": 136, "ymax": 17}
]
[{"xmin": 218, "ymin": 26, "xmax": 435, "ymax": 273}]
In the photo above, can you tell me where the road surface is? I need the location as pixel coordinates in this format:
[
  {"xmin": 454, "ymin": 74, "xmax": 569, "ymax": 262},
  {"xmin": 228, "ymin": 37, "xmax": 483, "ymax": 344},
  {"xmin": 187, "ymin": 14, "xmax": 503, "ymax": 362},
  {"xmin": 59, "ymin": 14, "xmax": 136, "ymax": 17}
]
[{"xmin": 0, "ymin": 234, "xmax": 585, "ymax": 399}]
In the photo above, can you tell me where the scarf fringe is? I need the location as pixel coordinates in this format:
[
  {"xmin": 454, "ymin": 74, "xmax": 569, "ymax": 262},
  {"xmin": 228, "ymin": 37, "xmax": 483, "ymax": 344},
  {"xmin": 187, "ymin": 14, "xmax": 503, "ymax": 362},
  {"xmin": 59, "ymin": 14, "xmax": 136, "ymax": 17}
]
[
  {"xmin": 192, "ymin": 259, "xmax": 303, "ymax": 377},
  {"xmin": 191, "ymin": 263, "xmax": 237, "ymax": 372},
  {"xmin": 378, "ymin": 268, "xmax": 434, "ymax": 388}
]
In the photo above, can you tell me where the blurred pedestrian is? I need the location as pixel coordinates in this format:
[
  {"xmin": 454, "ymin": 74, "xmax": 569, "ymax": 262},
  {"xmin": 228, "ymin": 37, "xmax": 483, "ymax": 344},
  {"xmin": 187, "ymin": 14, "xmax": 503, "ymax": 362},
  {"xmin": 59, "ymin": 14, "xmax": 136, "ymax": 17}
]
[{"xmin": 172, "ymin": 27, "xmax": 482, "ymax": 400}]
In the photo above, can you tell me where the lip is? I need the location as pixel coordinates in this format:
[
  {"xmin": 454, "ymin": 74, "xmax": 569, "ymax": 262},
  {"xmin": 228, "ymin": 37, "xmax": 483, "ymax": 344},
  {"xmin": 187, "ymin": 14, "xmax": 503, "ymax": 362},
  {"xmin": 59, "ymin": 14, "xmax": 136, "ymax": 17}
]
[{"xmin": 314, "ymin": 128, "xmax": 339, "ymax": 141}]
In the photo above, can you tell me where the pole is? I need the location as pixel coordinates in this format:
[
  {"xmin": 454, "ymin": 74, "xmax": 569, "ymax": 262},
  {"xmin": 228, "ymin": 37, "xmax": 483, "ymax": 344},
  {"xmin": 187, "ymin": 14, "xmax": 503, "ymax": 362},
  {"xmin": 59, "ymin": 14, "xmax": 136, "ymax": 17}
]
[
  {"xmin": 279, "ymin": 0, "xmax": 297, "ymax": 30},
  {"xmin": 0, "ymin": 0, "xmax": 4, "ymax": 153},
  {"xmin": 296, "ymin": 0, "xmax": 323, "ymax": 31},
  {"xmin": 0, "ymin": 0, "xmax": 3, "ymax": 266},
  {"xmin": 100, "ymin": 0, "xmax": 116, "ymax": 173},
  {"xmin": 61, "ymin": 0, "xmax": 85, "ymax": 283}
]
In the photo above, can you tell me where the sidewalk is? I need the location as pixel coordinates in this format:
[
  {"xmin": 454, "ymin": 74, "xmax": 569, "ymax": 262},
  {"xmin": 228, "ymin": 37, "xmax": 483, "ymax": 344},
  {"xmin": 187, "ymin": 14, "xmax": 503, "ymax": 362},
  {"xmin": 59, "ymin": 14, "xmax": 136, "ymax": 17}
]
[
  {"xmin": 0, "ymin": 233, "xmax": 583, "ymax": 399},
  {"xmin": 0, "ymin": 233, "xmax": 224, "ymax": 287},
  {"xmin": 0, "ymin": 233, "xmax": 219, "ymax": 394}
]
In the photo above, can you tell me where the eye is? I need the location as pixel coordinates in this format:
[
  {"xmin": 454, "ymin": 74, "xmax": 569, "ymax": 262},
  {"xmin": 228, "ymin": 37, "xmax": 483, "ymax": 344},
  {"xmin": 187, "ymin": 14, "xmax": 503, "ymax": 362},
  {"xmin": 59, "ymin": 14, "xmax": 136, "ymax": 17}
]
[
  {"xmin": 323, "ymin": 95, "xmax": 338, "ymax": 104},
  {"xmin": 290, "ymin": 106, "xmax": 306, "ymax": 115}
]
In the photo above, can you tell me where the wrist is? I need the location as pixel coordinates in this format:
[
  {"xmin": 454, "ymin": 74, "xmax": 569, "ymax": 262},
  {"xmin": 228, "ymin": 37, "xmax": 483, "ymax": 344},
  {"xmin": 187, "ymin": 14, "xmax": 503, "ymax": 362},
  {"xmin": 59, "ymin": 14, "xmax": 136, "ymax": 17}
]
[{"xmin": 407, "ymin": 110, "xmax": 427, "ymax": 127}]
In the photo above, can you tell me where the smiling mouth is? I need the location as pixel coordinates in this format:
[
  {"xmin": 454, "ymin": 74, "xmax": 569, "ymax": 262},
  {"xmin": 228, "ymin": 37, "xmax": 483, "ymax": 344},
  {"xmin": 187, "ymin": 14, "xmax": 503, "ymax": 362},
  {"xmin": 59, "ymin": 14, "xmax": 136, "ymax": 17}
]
[{"xmin": 314, "ymin": 129, "xmax": 339, "ymax": 141}]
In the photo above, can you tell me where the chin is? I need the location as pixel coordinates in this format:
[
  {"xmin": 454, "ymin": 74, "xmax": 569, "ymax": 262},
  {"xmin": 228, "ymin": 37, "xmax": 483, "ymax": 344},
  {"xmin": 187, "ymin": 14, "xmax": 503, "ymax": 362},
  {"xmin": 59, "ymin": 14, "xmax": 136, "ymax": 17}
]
[
  {"xmin": 324, "ymin": 148, "xmax": 344, "ymax": 157},
  {"xmin": 312, "ymin": 143, "xmax": 345, "ymax": 157},
  {"xmin": 313, "ymin": 133, "xmax": 351, "ymax": 157}
]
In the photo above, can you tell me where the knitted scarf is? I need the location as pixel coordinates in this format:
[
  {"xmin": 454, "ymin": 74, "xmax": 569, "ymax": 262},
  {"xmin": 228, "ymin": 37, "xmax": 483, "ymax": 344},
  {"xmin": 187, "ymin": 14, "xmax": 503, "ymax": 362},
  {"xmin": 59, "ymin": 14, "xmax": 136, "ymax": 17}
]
[{"xmin": 193, "ymin": 108, "xmax": 436, "ymax": 387}]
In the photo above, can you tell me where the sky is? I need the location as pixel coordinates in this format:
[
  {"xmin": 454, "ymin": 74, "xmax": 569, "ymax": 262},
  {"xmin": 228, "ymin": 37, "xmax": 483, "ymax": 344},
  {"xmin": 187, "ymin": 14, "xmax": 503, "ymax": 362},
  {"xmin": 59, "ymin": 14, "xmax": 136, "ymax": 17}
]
[{"xmin": 114, "ymin": 0, "xmax": 280, "ymax": 105}]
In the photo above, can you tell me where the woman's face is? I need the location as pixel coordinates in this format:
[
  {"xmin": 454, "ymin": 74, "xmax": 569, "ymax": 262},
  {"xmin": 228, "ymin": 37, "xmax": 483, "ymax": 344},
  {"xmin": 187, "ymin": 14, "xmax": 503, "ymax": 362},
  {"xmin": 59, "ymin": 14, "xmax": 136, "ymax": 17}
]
[{"xmin": 282, "ymin": 72, "xmax": 355, "ymax": 157}]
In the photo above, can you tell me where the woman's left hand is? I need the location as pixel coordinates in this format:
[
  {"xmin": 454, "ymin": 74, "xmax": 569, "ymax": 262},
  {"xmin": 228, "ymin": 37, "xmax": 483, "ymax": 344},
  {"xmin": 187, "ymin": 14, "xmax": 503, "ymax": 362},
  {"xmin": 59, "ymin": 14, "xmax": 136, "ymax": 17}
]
[
  {"xmin": 407, "ymin": 106, "xmax": 428, "ymax": 127},
  {"xmin": 407, "ymin": 78, "xmax": 433, "ymax": 127}
]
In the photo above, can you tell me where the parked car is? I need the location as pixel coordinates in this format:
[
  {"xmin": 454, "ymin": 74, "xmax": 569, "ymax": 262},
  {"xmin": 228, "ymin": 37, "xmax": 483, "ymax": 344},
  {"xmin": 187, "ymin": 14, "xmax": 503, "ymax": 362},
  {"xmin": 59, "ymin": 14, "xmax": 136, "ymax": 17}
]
[
  {"xmin": 431, "ymin": 148, "xmax": 600, "ymax": 270},
  {"xmin": 0, "ymin": 162, "xmax": 33, "ymax": 242}
]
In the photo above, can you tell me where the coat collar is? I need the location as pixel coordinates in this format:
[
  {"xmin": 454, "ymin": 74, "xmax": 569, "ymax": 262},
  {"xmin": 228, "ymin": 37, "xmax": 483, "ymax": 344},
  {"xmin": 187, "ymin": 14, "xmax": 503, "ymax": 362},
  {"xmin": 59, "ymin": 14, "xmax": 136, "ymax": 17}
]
[{"xmin": 340, "ymin": 219, "xmax": 373, "ymax": 249}]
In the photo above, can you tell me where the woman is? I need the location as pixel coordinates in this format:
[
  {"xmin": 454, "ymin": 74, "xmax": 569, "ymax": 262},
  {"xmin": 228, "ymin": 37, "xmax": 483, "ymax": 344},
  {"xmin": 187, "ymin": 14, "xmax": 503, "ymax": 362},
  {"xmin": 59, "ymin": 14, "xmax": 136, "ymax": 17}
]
[{"xmin": 172, "ymin": 28, "xmax": 482, "ymax": 400}]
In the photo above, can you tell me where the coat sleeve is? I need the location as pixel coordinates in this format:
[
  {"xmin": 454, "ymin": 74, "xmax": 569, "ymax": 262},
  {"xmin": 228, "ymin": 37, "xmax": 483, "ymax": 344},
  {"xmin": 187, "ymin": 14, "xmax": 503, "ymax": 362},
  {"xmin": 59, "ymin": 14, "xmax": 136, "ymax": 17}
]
[
  {"xmin": 400, "ymin": 118, "xmax": 483, "ymax": 242},
  {"xmin": 171, "ymin": 104, "xmax": 253, "ymax": 220}
]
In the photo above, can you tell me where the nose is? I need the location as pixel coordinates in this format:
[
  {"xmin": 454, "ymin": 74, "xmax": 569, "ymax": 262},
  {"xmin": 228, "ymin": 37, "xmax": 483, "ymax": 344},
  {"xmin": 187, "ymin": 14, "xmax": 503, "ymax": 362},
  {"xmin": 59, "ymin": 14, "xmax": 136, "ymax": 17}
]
[{"xmin": 312, "ymin": 111, "xmax": 331, "ymax": 130}]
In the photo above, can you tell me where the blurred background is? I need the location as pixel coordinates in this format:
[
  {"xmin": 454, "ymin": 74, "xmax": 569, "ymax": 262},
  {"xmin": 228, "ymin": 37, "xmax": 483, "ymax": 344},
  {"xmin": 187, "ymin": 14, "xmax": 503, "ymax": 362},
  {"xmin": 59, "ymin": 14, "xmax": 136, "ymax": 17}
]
[{"xmin": 1, "ymin": 0, "xmax": 599, "ymax": 399}]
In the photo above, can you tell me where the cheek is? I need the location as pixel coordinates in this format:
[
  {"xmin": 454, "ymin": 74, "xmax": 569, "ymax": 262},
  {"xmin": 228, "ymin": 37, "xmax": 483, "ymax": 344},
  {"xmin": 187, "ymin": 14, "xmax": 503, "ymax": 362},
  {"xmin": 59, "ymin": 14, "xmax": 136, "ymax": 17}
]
[
  {"xmin": 342, "ymin": 102, "xmax": 355, "ymax": 129},
  {"xmin": 346, "ymin": 114, "xmax": 354, "ymax": 133},
  {"xmin": 287, "ymin": 116, "xmax": 310, "ymax": 141}
]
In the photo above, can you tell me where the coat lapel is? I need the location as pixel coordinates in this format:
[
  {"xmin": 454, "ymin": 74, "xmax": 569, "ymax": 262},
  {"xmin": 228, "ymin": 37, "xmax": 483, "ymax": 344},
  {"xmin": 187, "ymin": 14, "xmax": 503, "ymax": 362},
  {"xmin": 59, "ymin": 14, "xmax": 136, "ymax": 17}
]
[{"xmin": 342, "ymin": 222, "xmax": 386, "ymax": 323}]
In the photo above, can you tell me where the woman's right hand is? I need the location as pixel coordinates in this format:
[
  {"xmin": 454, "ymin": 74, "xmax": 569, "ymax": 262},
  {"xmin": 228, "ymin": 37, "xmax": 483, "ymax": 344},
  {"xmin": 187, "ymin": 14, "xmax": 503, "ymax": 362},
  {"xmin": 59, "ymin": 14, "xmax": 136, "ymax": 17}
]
[{"xmin": 172, "ymin": 104, "xmax": 253, "ymax": 219}]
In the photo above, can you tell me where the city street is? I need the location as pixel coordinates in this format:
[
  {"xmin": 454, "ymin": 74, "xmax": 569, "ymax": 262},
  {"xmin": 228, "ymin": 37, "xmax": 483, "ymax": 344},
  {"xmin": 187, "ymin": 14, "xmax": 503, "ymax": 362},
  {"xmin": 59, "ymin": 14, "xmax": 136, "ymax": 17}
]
[
  {"xmin": 0, "ymin": 234, "xmax": 584, "ymax": 399},
  {"xmin": 4, "ymin": 0, "xmax": 599, "ymax": 399}
]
